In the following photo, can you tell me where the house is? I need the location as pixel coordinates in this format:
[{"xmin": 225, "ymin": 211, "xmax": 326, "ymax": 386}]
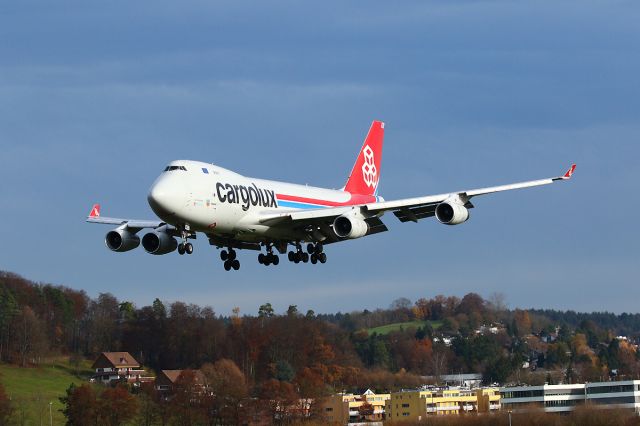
[
  {"xmin": 155, "ymin": 369, "xmax": 207, "ymax": 393},
  {"xmin": 91, "ymin": 352, "xmax": 149, "ymax": 385}
]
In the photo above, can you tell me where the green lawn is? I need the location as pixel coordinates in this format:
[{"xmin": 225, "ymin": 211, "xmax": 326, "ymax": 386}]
[
  {"xmin": 367, "ymin": 320, "xmax": 443, "ymax": 335},
  {"xmin": 0, "ymin": 358, "xmax": 93, "ymax": 425}
]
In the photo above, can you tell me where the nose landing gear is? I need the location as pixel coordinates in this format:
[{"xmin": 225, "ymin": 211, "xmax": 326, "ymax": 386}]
[{"xmin": 177, "ymin": 228, "xmax": 194, "ymax": 255}]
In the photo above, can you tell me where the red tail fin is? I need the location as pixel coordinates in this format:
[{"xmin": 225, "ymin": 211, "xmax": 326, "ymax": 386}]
[
  {"xmin": 89, "ymin": 204, "xmax": 101, "ymax": 218},
  {"xmin": 344, "ymin": 121, "xmax": 385, "ymax": 196}
]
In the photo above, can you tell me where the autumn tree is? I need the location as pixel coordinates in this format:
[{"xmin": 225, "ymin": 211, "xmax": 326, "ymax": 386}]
[
  {"xmin": 98, "ymin": 385, "xmax": 138, "ymax": 426},
  {"xmin": 202, "ymin": 359, "xmax": 248, "ymax": 424},
  {"xmin": 60, "ymin": 383, "xmax": 98, "ymax": 426},
  {"xmin": 260, "ymin": 379, "xmax": 300, "ymax": 423}
]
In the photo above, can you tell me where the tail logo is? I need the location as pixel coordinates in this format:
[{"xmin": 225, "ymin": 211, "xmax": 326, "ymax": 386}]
[{"xmin": 361, "ymin": 145, "xmax": 378, "ymax": 189}]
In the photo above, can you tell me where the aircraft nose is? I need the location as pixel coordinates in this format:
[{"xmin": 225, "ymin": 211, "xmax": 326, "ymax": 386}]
[{"xmin": 148, "ymin": 178, "xmax": 179, "ymax": 216}]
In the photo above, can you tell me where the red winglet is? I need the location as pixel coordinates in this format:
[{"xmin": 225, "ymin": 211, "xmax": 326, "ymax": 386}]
[
  {"xmin": 563, "ymin": 164, "xmax": 576, "ymax": 179},
  {"xmin": 89, "ymin": 204, "xmax": 101, "ymax": 218}
]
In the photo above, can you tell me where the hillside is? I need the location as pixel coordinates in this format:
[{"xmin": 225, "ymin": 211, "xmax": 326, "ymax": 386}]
[
  {"xmin": 0, "ymin": 358, "xmax": 92, "ymax": 424},
  {"xmin": 368, "ymin": 320, "xmax": 443, "ymax": 335}
]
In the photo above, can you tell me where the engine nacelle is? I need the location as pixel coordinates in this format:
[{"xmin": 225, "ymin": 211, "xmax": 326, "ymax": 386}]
[
  {"xmin": 142, "ymin": 230, "xmax": 178, "ymax": 255},
  {"xmin": 435, "ymin": 201, "xmax": 470, "ymax": 225},
  {"xmin": 333, "ymin": 213, "xmax": 369, "ymax": 239},
  {"xmin": 105, "ymin": 229, "xmax": 140, "ymax": 252}
]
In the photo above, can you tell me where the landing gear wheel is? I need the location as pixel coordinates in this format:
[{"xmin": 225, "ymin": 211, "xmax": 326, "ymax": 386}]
[
  {"xmin": 228, "ymin": 250, "xmax": 237, "ymax": 261},
  {"xmin": 272, "ymin": 255, "xmax": 279, "ymax": 265},
  {"xmin": 221, "ymin": 250, "xmax": 228, "ymax": 261},
  {"xmin": 302, "ymin": 252, "xmax": 309, "ymax": 263},
  {"xmin": 264, "ymin": 255, "xmax": 271, "ymax": 266},
  {"xmin": 307, "ymin": 243, "xmax": 315, "ymax": 254},
  {"xmin": 311, "ymin": 254, "xmax": 318, "ymax": 264},
  {"xmin": 294, "ymin": 252, "xmax": 301, "ymax": 264},
  {"xmin": 185, "ymin": 243, "xmax": 193, "ymax": 254},
  {"xmin": 258, "ymin": 253, "xmax": 265, "ymax": 264},
  {"xmin": 319, "ymin": 252, "xmax": 327, "ymax": 263},
  {"xmin": 288, "ymin": 251, "xmax": 295, "ymax": 262},
  {"xmin": 232, "ymin": 259, "xmax": 240, "ymax": 270},
  {"xmin": 178, "ymin": 243, "xmax": 185, "ymax": 255},
  {"xmin": 224, "ymin": 260, "xmax": 231, "ymax": 271},
  {"xmin": 315, "ymin": 243, "xmax": 323, "ymax": 254}
]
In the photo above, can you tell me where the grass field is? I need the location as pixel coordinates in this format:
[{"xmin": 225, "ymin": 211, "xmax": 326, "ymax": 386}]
[
  {"xmin": 367, "ymin": 320, "xmax": 443, "ymax": 335},
  {"xmin": 0, "ymin": 357, "xmax": 93, "ymax": 425}
]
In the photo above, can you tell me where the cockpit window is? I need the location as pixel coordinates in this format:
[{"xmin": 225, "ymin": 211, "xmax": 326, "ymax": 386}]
[{"xmin": 164, "ymin": 166, "xmax": 187, "ymax": 172}]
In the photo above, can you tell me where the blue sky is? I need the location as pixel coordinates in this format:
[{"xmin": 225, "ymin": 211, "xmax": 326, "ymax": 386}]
[{"xmin": 1, "ymin": 1, "xmax": 638, "ymax": 316}]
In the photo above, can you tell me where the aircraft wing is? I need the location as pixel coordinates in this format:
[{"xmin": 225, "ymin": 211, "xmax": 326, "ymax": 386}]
[
  {"xmin": 85, "ymin": 204, "xmax": 163, "ymax": 230},
  {"xmin": 365, "ymin": 164, "xmax": 575, "ymax": 221},
  {"xmin": 259, "ymin": 164, "xmax": 575, "ymax": 235}
]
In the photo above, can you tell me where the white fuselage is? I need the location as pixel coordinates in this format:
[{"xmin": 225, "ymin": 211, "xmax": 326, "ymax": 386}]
[{"xmin": 147, "ymin": 160, "xmax": 378, "ymax": 242}]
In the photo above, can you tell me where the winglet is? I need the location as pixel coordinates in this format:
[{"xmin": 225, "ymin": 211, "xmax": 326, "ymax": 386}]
[
  {"xmin": 89, "ymin": 204, "xmax": 101, "ymax": 218},
  {"xmin": 562, "ymin": 164, "xmax": 576, "ymax": 180}
]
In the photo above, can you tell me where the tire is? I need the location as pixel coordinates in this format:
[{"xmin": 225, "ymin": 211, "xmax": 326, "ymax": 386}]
[
  {"xmin": 319, "ymin": 253, "xmax": 327, "ymax": 263},
  {"xmin": 316, "ymin": 243, "xmax": 323, "ymax": 254},
  {"xmin": 272, "ymin": 255, "xmax": 279, "ymax": 265},
  {"xmin": 178, "ymin": 244, "xmax": 185, "ymax": 255},
  {"xmin": 224, "ymin": 261, "xmax": 231, "ymax": 271},
  {"xmin": 264, "ymin": 256, "xmax": 271, "ymax": 266},
  {"xmin": 232, "ymin": 259, "xmax": 240, "ymax": 270},
  {"xmin": 302, "ymin": 253, "xmax": 309, "ymax": 263},
  {"xmin": 229, "ymin": 250, "xmax": 237, "ymax": 261},
  {"xmin": 311, "ymin": 254, "xmax": 317, "ymax": 264},
  {"xmin": 185, "ymin": 243, "xmax": 193, "ymax": 254},
  {"xmin": 258, "ymin": 253, "xmax": 265, "ymax": 264},
  {"xmin": 307, "ymin": 243, "xmax": 315, "ymax": 254},
  {"xmin": 220, "ymin": 250, "xmax": 228, "ymax": 261},
  {"xmin": 288, "ymin": 251, "xmax": 294, "ymax": 262}
]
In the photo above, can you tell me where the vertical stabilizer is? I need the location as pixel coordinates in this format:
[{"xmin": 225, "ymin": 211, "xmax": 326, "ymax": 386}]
[{"xmin": 344, "ymin": 121, "xmax": 385, "ymax": 196}]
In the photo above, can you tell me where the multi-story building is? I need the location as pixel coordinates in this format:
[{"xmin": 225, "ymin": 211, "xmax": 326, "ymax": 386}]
[
  {"xmin": 320, "ymin": 389, "xmax": 390, "ymax": 423},
  {"xmin": 385, "ymin": 387, "xmax": 500, "ymax": 421},
  {"xmin": 501, "ymin": 380, "xmax": 640, "ymax": 414},
  {"xmin": 90, "ymin": 351, "xmax": 149, "ymax": 385}
]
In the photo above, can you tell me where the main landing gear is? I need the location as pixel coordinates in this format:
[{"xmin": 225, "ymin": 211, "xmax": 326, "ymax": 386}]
[
  {"xmin": 258, "ymin": 243, "xmax": 279, "ymax": 266},
  {"xmin": 220, "ymin": 248, "xmax": 240, "ymax": 271},
  {"xmin": 288, "ymin": 242, "xmax": 326, "ymax": 264}
]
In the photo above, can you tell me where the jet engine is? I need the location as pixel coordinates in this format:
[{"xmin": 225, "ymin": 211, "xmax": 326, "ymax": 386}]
[
  {"xmin": 333, "ymin": 213, "xmax": 369, "ymax": 239},
  {"xmin": 142, "ymin": 229, "xmax": 178, "ymax": 255},
  {"xmin": 435, "ymin": 201, "xmax": 470, "ymax": 225},
  {"xmin": 105, "ymin": 229, "xmax": 140, "ymax": 252}
]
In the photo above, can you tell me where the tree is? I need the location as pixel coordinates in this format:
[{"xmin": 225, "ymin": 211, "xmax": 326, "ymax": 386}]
[
  {"xmin": 258, "ymin": 302, "xmax": 274, "ymax": 318},
  {"xmin": 60, "ymin": 383, "xmax": 98, "ymax": 426},
  {"xmin": 14, "ymin": 306, "xmax": 48, "ymax": 366},
  {"xmin": 152, "ymin": 298, "xmax": 167, "ymax": 319},
  {"xmin": 202, "ymin": 359, "xmax": 248, "ymax": 424},
  {"xmin": 275, "ymin": 360, "xmax": 295, "ymax": 382},
  {"xmin": 358, "ymin": 402, "xmax": 374, "ymax": 419},
  {"xmin": 98, "ymin": 385, "xmax": 138, "ymax": 426},
  {"xmin": 305, "ymin": 309, "xmax": 315, "ymax": 319},
  {"xmin": 286, "ymin": 305, "xmax": 298, "ymax": 317},
  {"xmin": 260, "ymin": 379, "xmax": 300, "ymax": 423}
]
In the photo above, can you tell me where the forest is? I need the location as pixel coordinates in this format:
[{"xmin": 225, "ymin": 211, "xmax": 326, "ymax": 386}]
[{"xmin": 1, "ymin": 270, "xmax": 640, "ymax": 423}]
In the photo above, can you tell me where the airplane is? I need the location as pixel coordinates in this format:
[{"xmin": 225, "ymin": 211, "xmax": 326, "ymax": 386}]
[{"xmin": 87, "ymin": 120, "xmax": 576, "ymax": 271}]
